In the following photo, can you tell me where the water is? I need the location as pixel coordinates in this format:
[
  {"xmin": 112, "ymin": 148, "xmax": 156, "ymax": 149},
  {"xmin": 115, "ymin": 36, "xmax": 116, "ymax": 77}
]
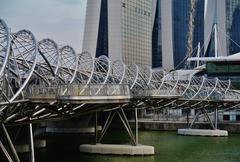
[{"xmin": 30, "ymin": 131, "xmax": 240, "ymax": 162}]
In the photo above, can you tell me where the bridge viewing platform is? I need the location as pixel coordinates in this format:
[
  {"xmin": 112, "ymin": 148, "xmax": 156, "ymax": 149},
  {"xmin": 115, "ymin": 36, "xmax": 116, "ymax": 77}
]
[{"xmin": 25, "ymin": 84, "xmax": 131, "ymax": 104}]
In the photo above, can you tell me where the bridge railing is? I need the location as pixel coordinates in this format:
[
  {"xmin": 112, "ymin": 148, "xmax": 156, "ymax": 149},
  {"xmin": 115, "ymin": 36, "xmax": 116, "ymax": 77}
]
[
  {"xmin": 25, "ymin": 85, "xmax": 58, "ymax": 99},
  {"xmin": 223, "ymin": 89, "xmax": 240, "ymax": 101},
  {"xmin": 57, "ymin": 84, "xmax": 130, "ymax": 97}
]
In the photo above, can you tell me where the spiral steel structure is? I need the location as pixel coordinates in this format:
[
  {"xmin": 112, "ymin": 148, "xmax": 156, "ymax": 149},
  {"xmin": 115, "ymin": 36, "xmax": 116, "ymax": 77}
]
[{"xmin": 0, "ymin": 18, "xmax": 239, "ymax": 125}]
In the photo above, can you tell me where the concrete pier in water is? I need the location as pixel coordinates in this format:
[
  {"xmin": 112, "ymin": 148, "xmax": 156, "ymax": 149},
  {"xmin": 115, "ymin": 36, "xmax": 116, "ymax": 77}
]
[
  {"xmin": 80, "ymin": 144, "xmax": 154, "ymax": 155},
  {"xmin": 178, "ymin": 129, "xmax": 228, "ymax": 137}
]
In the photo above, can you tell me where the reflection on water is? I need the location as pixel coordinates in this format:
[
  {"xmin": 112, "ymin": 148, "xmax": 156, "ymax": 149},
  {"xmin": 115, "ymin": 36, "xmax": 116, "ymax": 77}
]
[{"xmin": 24, "ymin": 131, "xmax": 240, "ymax": 162}]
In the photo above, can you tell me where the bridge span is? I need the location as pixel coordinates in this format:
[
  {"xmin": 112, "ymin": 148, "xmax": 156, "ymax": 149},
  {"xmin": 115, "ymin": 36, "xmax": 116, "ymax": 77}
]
[{"xmin": 0, "ymin": 18, "xmax": 240, "ymax": 159}]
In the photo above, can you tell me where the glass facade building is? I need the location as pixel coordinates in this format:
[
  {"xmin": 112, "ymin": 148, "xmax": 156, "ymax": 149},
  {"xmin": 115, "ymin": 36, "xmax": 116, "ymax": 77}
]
[
  {"xmin": 207, "ymin": 61, "xmax": 240, "ymax": 88},
  {"xmin": 172, "ymin": 0, "xmax": 189, "ymax": 68},
  {"xmin": 193, "ymin": 0, "xmax": 204, "ymax": 56},
  {"xmin": 85, "ymin": 0, "xmax": 240, "ymax": 70},
  {"xmin": 122, "ymin": 0, "xmax": 152, "ymax": 66},
  {"xmin": 96, "ymin": 0, "xmax": 108, "ymax": 57},
  {"xmin": 152, "ymin": 0, "xmax": 162, "ymax": 68},
  {"xmin": 226, "ymin": 0, "xmax": 240, "ymax": 55},
  {"xmin": 151, "ymin": 0, "xmax": 205, "ymax": 69},
  {"xmin": 172, "ymin": 0, "xmax": 204, "ymax": 68},
  {"xmin": 93, "ymin": 0, "xmax": 153, "ymax": 66}
]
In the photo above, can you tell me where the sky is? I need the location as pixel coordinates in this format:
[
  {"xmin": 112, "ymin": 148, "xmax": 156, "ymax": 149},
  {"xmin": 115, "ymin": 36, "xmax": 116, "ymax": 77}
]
[{"xmin": 0, "ymin": 0, "xmax": 87, "ymax": 52}]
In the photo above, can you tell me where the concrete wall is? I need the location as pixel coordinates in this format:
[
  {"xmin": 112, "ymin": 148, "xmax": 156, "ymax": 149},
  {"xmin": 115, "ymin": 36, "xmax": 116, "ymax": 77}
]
[
  {"xmin": 108, "ymin": 0, "xmax": 122, "ymax": 61},
  {"xmin": 152, "ymin": 0, "xmax": 157, "ymax": 29},
  {"xmin": 204, "ymin": 0, "xmax": 227, "ymax": 56},
  {"xmin": 82, "ymin": 0, "xmax": 101, "ymax": 56},
  {"xmin": 134, "ymin": 121, "xmax": 240, "ymax": 133},
  {"xmin": 161, "ymin": 0, "xmax": 174, "ymax": 71}
]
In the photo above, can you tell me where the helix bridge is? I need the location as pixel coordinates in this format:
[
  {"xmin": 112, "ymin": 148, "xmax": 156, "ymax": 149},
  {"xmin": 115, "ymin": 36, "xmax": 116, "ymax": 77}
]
[
  {"xmin": 0, "ymin": 18, "xmax": 240, "ymax": 125},
  {"xmin": 0, "ymin": 18, "xmax": 240, "ymax": 160}
]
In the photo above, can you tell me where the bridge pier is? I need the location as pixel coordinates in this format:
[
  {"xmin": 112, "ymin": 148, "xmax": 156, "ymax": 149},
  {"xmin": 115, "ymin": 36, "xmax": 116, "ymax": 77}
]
[
  {"xmin": 29, "ymin": 122, "xmax": 35, "ymax": 162},
  {"xmin": 0, "ymin": 123, "xmax": 46, "ymax": 162},
  {"xmin": 178, "ymin": 108, "xmax": 228, "ymax": 137},
  {"xmin": 1, "ymin": 124, "xmax": 20, "ymax": 162},
  {"xmin": 135, "ymin": 108, "xmax": 138, "ymax": 145},
  {"xmin": 0, "ymin": 139, "xmax": 14, "ymax": 162},
  {"xmin": 0, "ymin": 123, "xmax": 20, "ymax": 162},
  {"xmin": 80, "ymin": 108, "xmax": 154, "ymax": 155},
  {"xmin": 96, "ymin": 108, "xmax": 137, "ymax": 145},
  {"xmin": 95, "ymin": 112, "xmax": 98, "ymax": 144},
  {"xmin": 215, "ymin": 108, "xmax": 218, "ymax": 129}
]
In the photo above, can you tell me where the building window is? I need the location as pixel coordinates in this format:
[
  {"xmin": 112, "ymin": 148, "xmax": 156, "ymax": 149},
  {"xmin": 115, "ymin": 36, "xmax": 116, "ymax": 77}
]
[
  {"xmin": 236, "ymin": 115, "xmax": 240, "ymax": 121},
  {"xmin": 223, "ymin": 115, "xmax": 230, "ymax": 121},
  {"xmin": 172, "ymin": 0, "xmax": 204, "ymax": 68}
]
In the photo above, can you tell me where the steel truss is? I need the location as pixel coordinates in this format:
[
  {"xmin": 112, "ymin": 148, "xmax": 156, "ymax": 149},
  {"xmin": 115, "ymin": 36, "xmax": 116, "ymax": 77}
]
[
  {"xmin": 0, "ymin": 18, "xmax": 240, "ymax": 161},
  {"xmin": 0, "ymin": 17, "xmax": 239, "ymax": 128}
]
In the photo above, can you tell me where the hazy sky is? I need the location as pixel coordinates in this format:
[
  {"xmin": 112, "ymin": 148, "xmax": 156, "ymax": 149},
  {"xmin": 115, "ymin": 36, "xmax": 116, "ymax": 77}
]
[{"xmin": 0, "ymin": 0, "xmax": 87, "ymax": 52}]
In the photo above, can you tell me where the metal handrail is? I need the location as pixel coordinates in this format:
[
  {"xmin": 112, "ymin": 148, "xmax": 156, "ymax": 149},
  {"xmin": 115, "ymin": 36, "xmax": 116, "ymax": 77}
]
[
  {"xmin": 57, "ymin": 84, "xmax": 130, "ymax": 97},
  {"xmin": 25, "ymin": 85, "xmax": 58, "ymax": 98}
]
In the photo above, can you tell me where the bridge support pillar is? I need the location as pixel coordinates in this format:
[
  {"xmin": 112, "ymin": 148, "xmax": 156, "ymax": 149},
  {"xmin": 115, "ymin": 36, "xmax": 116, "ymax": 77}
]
[
  {"xmin": 135, "ymin": 108, "xmax": 138, "ymax": 145},
  {"xmin": 0, "ymin": 139, "xmax": 14, "ymax": 162},
  {"xmin": 1, "ymin": 124, "xmax": 20, "ymax": 162},
  {"xmin": 215, "ymin": 108, "xmax": 218, "ymax": 129},
  {"xmin": 29, "ymin": 123, "xmax": 35, "ymax": 162},
  {"xmin": 95, "ymin": 112, "xmax": 98, "ymax": 144},
  {"xmin": 178, "ymin": 108, "xmax": 228, "ymax": 137},
  {"xmin": 80, "ymin": 108, "xmax": 154, "ymax": 155},
  {"xmin": 0, "ymin": 123, "xmax": 20, "ymax": 162},
  {"xmin": 97, "ymin": 108, "xmax": 136, "ymax": 145}
]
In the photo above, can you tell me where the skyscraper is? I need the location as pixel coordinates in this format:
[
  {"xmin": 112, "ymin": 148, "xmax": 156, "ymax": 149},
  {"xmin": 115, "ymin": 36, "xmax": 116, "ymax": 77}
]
[
  {"xmin": 204, "ymin": 0, "xmax": 227, "ymax": 57},
  {"xmin": 152, "ymin": 0, "xmax": 162, "ymax": 68},
  {"xmin": 83, "ymin": 0, "xmax": 240, "ymax": 71},
  {"xmin": 226, "ymin": 0, "xmax": 240, "ymax": 55},
  {"xmin": 83, "ymin": 0, "xmax": 153, "ymax": 66},
  {"xmin": 154, "ymin": 0, "xmax": 204, "ymax": 70},
  {"xmin": 172, "ymin": 0, "xmax": 204, "ymax": 68}
]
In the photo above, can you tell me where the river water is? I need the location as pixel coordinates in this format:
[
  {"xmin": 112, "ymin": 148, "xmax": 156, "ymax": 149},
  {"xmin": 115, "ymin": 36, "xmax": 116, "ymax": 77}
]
[{"xmin": 30, "ymin": 131, "xmax": 240, "ymax": 162}]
